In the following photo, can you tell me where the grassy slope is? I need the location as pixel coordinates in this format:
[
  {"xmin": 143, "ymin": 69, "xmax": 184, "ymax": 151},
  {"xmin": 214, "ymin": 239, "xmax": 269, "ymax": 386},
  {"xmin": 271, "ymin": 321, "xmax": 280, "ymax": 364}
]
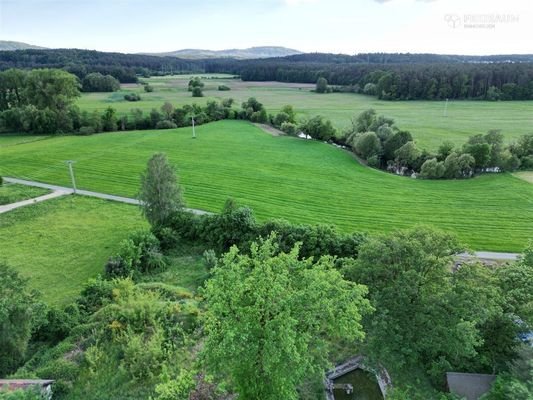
[
  {"xmin": 76, "ymin": 74, "xmax": 533, "ymax": 150},
  {"xmin": 1, "ymin": 120, "xmax": 531, "ymax": 252},
  {"xmin": 0, "ymin": 183, "xmax": 49, "ymax": 205},
  {"xmin": 0, "ymin": 196, "xmax": 145, "ymax": 305}
]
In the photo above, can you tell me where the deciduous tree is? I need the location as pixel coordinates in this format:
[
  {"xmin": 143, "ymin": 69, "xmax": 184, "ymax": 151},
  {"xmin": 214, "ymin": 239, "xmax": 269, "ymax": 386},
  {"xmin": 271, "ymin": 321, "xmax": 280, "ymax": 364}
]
[
  {"xmin": 138, "ymin": 153, "xmax": 184, "ymax": 227},
  {"xmin": 202, "ymin": 236, "xmax": 372, "ymax": 400}
]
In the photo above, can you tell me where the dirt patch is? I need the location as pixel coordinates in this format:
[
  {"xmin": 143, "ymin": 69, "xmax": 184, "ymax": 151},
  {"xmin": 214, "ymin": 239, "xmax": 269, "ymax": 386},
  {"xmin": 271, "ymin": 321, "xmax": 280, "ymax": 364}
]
[
  {"xmin": 254, "ymin": 123, "xmax": 286, "ymax": 137},
  {"xmin": 513, "ymin": 171, "xmax": 533, "ymax": 184}
]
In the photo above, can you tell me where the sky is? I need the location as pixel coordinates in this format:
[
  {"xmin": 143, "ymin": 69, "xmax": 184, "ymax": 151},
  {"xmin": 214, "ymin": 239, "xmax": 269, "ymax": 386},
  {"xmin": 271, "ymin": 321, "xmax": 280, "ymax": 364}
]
[{"xmin": 0, "ymin": 0, "xmax": 531, "ymax": 55}]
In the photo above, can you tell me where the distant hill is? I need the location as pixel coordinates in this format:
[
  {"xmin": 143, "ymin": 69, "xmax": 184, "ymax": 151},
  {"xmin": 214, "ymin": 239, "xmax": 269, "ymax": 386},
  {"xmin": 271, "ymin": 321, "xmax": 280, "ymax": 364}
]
[
  {"xmin": 143, "ymin": 46, "xmax": 303, "ymax": 59},
  {"xmin": 0, "ymin": 40, "xmax": 47, "ymax": 50}
]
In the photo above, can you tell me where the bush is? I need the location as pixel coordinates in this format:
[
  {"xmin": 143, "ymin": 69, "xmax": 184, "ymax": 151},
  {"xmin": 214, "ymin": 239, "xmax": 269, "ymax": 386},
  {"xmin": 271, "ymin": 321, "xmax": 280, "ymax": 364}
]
[
  {"xmin": 218, "ymin": 85, "xmax": 230, "ymax": 91},
  {"xmin": 77, "ymin": 126, "xmax": 95, "ymax": 135},
  {"xmin": 0, "ymin": 176, "xmax": 3, "ymax": 186},
  {"xmin": 104, "ymin": 231, "xmax": 166, "ymax": 278},
  {"xmin": 203, "ymin": 249, "xmax": 217, "ymax": 270},
  {"xmin": 77, "ymin": 278, "xmax": 115, "ymax": 315},
  {"xmin": 273, "ymin": 111, "xmax": 290, "ymax": 128},
  {"xmin": 420, "ymin": 158, "xmax": 445, "ymax": 179},
  {"xmin": 0, "ymin": 387, "xmax": 45, "ymax": 399},
  {"xmin": 352, "ymin": 131, "xmax": 382, "ymax": 159},
  {"xmin": 82, "ymin": 72, "xmax": 120, "ymax": 92},
  {"xmin": 104, "ymin": 256, "xmax": 132, "ymax": 279},
  {"xmin": 124, "ymin": 93, "xmax": 141, "ymax": 102},
  {"xmin": 144, "ymin": 84, "xmax": 154, "ymax": 92},
  {"xmin": 192, "ymin": 87, "xmax": 203, "ymax": 97},
  {"xmin": 367, "ymin": 155, "xmax": 380, "ymax": 168},
  {"xmin": 299, "ymin": 115, "xmax": 336, "ymax": 141},
  {"xmin": 121, "ymin": 328, "xmax": 165, "ymax": 380},
  {"xmin": 155, "ymin": 120, "xmax": 177, "ymax": 129},
  {"xmin": 280, "ymin": 122, "xmax": 298, "ymax": 135}
]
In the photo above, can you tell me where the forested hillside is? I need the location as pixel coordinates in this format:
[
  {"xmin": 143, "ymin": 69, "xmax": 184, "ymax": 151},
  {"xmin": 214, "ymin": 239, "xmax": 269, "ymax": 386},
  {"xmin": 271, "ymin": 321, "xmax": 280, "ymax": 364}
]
[{"xmin": 2, "ymin": 49, "xmax": 533, "ymax": 100}]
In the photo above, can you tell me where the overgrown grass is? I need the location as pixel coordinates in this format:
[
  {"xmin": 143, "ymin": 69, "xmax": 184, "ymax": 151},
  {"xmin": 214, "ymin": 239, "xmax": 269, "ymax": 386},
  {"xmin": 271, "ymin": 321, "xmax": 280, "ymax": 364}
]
[
  {"xmin": 138, "ymin": 241, "xmax": 210, "ymax": 293},
  {"xmin": 1, "ymin": 120, "xmax": 531, "ymax": 251},
  {"xmin": 0, "ymin": 183, "xmax": 50, "ymax": 205},
  {"xmin": 0, "ymin": 196, "xmax": 145, "ymax": 305},
  {"xmin": 76, "ymin": 74, "xmax": 533, "ymax": 150}
]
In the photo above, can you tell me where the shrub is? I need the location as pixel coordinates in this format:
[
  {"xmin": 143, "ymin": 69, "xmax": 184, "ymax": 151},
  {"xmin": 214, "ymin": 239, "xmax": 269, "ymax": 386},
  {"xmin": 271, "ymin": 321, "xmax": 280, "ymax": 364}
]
[
  {"xmin": 105, "ymin": 256, "xmax": 132, "ymax": 279},
  {"xmin": 420, "ymin": 158, "xmax": 445, "ymax": 179},
  {"xmin": 273, "ymin": 111, "xmax": 290, "ymax": 128},
  {"xmin": 82, "ymin": 72, "xmax": 120, "ymax": 92},
  {"xmin": 144, "ymin": 84, "xmax": 154, "ymax": 92},
  {"xmin": 155, "ymin": 120, "xmax": 177, "ymax": 129},
  {"xmin": 299, "ymin": 115, "xmax": 336, "ymax": 141},
  {"xmin": 0, "ymin": 387, "xmax": 45, "ymax": 399},
  {"xmin": 152, "ymin": 226, "xmax": 180, "ymax": 250},
  {"xmin": 280, "ymin": 122, "xmax": 297, "ymax": 135},
  {"xmin": 0, "ymin": 176, "xmax": 3, "ymax": 186},
  {"xmin": 250, "ymin": 109, "xmax": 268, "ymax": 123},
  {"xmin": 121, "ymin": 328, "xmax": 165, "ymax": 380},
  {"xmin": 77, "ymin": 278, "xmax": 115, "ymax": 315},
  {"xmin": 218, "ymin": 85, "xmax": 230, "ymax": 91},
  {"xmin": 104, "ymin": 230, "xmax": 166, "ymax": 278},
  {"xmin": 124, "ymin": 93, "xmax": 141, "ymax": 102},
  {"xmin": 192, "ymin": 87, "xmax": 203, "ymax": 97},
  {"xmin": 203, "ymin": 249, "xmax": 217, "ymax": 270},
  {"xmin": 77, "ymin": 126, "xmax": 96, "ymax": 135},
  {"xmin": 367, "ymin": 155, "xmax": 380, "ymax": 168},
  {"xmin": 137, "ymin": 282, "xmax": 193, "ymax": 301},
  {"xmin": 352, "ymin": 131, "xmax": 382, "ymax": 159}
]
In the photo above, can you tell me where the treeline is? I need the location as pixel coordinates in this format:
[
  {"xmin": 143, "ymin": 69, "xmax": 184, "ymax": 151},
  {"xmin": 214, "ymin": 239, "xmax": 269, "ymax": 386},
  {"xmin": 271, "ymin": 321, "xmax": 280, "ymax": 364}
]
[
  {"xmin": 0, "ymin": 48, "xmax": 204, "ymax": 83},
  {"xmin": 3, "ymin": 49, "xmax": 533, "ymax": 100},
  {"xmin": 209, "ymin": 60, "xmax": 533, "ymax": 100},
  {"xmin": 0, "ymin": 68, "xmax": 80, "ymax": 134},
  {"xmin": 344, "ymin": 109, "xmax": 533, "ymax": 177}
]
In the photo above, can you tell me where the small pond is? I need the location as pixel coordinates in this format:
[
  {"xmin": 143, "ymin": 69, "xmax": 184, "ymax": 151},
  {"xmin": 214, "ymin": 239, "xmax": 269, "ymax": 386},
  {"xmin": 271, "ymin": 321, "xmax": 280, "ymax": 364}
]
[{"xmin": 333, "ymin": 369, "xmax": 384, "ymax": 400}]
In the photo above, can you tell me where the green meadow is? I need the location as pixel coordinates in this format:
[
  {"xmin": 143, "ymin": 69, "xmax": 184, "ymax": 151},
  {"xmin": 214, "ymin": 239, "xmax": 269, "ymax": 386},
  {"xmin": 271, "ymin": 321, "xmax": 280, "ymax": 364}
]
[
  {"xmin": 0, "ymin": 183, "xmax": 49, "ymax": 205},
  {"xmin": 1, "ymin": 120, "xmax": 531, "ymax": 252},
  {"xmin": 0, "ymin": 196, "xmax": 145, "ymax": 304},
  {"xmin": 77, "ymin": 74, "xmax": 533, "ymax": 150}
]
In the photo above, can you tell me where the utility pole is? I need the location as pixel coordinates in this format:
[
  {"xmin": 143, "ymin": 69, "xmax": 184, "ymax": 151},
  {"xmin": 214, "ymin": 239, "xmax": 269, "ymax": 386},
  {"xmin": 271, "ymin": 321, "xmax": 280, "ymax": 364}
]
[
  {"xmin": 66, "ymin": 160, "xmax": 77, "ymax": 193},
  {"xmin": 192, "ymin": 116, "xmax": 196, "ymax": 139},
  {"xmin": 443, "ymin": 98, "xmax": 449, "ymax": 117}
]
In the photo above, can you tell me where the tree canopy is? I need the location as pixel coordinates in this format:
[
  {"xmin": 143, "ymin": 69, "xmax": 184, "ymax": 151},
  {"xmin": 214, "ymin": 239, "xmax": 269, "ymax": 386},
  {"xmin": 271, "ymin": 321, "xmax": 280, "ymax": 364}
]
[
  {"xmin": 138, "ymin": 153, "xmax": 185, "ymax": 227},
  {"xmin": 202, "ymin": 235, "xmax": 372, "ymax": 400}
]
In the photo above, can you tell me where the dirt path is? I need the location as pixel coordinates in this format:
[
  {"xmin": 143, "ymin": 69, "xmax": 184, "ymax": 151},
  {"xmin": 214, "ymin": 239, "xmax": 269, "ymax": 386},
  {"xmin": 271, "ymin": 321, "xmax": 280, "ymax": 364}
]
[
  {"xmin": 0, "ymin": 190, "xmax": 70, "ymax": 214},
  {"xmin": 254, "ymin": 123, "xmax": 285, "ymax": 137},
  {"xmin": 3, "ymin": 177, "xmax": 210, "ymax": 215}
]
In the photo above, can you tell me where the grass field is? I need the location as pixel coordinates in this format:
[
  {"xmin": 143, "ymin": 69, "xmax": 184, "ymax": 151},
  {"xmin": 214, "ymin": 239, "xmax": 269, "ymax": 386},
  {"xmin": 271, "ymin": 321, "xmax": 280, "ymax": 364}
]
[
  {"xmin": 1, "ymin": 120, "xmax": 531, "ymax": 252},
  {"xmin": 0, "ymin": 183, "xmax": 49, "ymax": 205},
  {"xmin": 76, "ymin": 74, "xmax": 533, "ymax": 150},
  {"xmin": 0, "ymin": 196, "xmax": 145, "ymax": 305}
]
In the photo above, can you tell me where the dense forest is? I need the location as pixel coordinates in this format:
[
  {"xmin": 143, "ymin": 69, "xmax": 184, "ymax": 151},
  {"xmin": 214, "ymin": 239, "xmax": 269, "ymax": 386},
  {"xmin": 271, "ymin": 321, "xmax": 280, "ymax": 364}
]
[{"xmin": 2, "ymin": 49, "xmax": 533, "ymax": 100}]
